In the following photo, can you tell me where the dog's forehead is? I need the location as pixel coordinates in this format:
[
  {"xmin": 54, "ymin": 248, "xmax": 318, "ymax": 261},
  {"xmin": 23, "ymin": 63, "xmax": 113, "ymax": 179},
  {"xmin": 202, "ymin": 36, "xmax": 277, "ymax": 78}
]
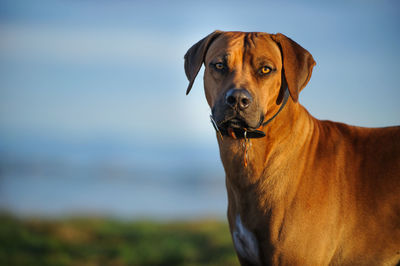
[{"xmin": 205, "ymin": 32, "xmax": 281, "ymax": 65}]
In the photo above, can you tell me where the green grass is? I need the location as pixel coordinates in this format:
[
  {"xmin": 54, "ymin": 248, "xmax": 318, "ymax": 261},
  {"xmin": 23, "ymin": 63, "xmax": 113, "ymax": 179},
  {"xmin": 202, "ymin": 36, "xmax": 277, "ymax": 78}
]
[{"xmin": 0, "ymin": 213, "xmax": 239, "ymax": 266}]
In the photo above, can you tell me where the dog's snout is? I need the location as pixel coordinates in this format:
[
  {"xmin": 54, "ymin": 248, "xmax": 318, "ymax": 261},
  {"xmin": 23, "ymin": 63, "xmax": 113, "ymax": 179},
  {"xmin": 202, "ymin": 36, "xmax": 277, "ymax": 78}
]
[{"xmin": 225, "ymin": 89, "xmax": 253, "ymax": 110}]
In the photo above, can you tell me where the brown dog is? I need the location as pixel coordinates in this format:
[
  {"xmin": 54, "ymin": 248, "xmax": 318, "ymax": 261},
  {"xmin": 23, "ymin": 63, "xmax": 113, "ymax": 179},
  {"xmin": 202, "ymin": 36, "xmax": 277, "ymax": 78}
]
[{"xmin": 184, "ymin": 31, "xmax": 400, "ymax": 265}]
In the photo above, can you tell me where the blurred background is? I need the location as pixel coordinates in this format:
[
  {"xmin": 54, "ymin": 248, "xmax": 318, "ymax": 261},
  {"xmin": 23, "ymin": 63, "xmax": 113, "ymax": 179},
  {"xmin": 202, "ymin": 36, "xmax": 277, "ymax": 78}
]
[{"xmin": 0, "ymin": 0, "xmax": 399, "ymax": 264}]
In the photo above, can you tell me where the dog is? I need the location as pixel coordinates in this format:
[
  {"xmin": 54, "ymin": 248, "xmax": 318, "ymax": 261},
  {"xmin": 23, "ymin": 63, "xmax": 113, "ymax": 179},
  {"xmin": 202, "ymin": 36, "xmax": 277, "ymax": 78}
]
[{"xmin": 184, "ymin": 31, "xmax": 400, "ymax": 265}]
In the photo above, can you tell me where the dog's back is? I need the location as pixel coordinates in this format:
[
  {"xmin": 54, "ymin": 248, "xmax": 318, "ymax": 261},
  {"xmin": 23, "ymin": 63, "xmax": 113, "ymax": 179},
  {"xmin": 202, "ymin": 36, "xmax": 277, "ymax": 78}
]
[{"xmin": 306, "ymin": 119, "xmax": 400, "ymax": 264}]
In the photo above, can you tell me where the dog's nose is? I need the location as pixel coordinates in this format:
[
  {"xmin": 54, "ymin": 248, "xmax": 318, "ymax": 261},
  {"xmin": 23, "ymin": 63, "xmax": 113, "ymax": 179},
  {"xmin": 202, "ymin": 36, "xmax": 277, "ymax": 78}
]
[{"xmin": 225, "ymin": 89, "xmax": 253, "ymax": 110}]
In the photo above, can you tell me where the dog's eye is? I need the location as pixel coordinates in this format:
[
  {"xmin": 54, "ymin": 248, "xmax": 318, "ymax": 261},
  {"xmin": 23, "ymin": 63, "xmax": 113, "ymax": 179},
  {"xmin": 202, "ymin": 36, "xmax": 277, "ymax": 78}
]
[
  {"xmin": 260, "ymin": 66, "xmax": 272, "ymax": 75},
  {"xmin": 212, "ymin": 62, "xmax": 226, "ymax": 72},
  {"xmin": 214, "ymin": 62, "xmax": 225, "ymax": 70}
]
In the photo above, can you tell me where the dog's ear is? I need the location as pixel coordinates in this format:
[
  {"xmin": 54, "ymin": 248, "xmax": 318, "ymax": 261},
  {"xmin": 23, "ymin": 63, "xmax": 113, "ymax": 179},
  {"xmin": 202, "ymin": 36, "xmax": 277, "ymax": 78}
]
[
  {"xmin": 271, "ymin": 33, "xmax": 316, "ymax": 102},
  {"xmin": 184, "ymin": 30, "xmax": 223, "ymax": 95}
]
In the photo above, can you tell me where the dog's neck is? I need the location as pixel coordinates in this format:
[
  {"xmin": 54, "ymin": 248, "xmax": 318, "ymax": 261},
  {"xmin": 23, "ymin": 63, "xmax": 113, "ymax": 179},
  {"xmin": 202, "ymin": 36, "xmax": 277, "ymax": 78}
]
[{"xmin": 217, "ymin": 100, "xmax": 314, "ymax": 211}]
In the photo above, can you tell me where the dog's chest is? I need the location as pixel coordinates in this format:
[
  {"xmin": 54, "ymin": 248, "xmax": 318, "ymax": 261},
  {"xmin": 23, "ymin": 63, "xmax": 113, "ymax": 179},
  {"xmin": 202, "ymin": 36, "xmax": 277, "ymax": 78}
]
[{"xmin": 232, "ymin": 215, "xmax": 260, "ymax": 264}]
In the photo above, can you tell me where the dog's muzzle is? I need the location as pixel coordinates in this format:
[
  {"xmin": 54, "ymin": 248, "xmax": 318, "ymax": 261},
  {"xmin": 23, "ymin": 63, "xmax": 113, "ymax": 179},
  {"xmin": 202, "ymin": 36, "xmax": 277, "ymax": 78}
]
[{"xmin": 210, "ymin": 87, "xmax": 290, "ymax": 139}]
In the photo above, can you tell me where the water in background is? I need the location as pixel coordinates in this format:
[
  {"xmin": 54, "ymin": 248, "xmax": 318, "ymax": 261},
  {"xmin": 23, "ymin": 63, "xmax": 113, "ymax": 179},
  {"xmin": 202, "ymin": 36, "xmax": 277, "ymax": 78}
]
[{"xmin": 0, "ymin": 133, "xmax": 227, "ymax": 220}]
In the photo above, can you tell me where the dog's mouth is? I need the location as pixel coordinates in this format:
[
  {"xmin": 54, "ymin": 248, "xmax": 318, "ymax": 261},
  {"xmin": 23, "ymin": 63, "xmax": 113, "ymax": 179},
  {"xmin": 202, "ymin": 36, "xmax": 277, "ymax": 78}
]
[
  {"xmin": 211, "ymin": 115, "xmax": 266, "ymax": 139},
  {"xmin": 221, "ymin": 118, "xmax": 249, "ymax": 130},
  {"xmin": 218, "ymin": 113, "xmax": 264, "ymax": 131}
]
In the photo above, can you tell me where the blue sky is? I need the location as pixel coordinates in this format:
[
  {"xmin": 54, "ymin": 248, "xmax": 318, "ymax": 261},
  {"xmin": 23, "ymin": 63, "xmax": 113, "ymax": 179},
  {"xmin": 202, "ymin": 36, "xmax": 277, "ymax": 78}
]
[
  {"xmin": 0, "ymin": 0, "xmax": 399, "ymax": 217},
  {"xmin": 1, "ymin": 0, "xmax": 399, "ymax": 146},
  {"xmin": 1, "ymin": 0, "xmax": 399, "ymax": 144}
]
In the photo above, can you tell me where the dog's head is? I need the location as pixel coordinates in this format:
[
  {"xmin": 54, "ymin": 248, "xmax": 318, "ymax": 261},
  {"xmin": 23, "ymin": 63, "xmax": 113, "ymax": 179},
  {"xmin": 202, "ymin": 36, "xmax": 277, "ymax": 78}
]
[{"xmin": 184, "ymin": 31, "xmax": 315, "ymax": 134}]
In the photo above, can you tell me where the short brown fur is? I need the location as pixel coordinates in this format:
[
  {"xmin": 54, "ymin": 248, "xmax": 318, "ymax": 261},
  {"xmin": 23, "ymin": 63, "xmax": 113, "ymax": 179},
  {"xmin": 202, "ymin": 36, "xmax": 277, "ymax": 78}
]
[{"xmin": 185, "ymin": 31, "xmax": 400, "ymax": 265}]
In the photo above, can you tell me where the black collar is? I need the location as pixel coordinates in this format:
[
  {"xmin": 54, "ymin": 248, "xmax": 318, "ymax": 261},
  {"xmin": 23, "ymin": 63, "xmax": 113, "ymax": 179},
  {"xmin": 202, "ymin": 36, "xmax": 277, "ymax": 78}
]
[{"xmin": 210, "ymin": 87, "xmax": 290, "ymax": 139}]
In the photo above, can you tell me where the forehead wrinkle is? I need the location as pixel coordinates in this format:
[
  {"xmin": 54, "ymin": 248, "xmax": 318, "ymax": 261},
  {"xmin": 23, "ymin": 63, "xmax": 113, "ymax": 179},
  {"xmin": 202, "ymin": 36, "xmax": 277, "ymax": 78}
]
[
  {"xmin": 244, "ymin": 33, "xmax": 267, "ymax": 74},
  {"xmin": 225, "ymin": 35, "xmax": 244, "ymax": 70},
  {"xmin": 251, "ymin": 34, "xmax": 282, "ymax": 68},
  {"xmin": 241, "ymin": 33, "xmax": 257, "ymax": 73},
  {"xmin": 243, "ymin": 33, "xmax": 276, "ymax": 67},
  {"xmin": 244, "ymin": 32, "xmax": 257, "ymax": 49}
]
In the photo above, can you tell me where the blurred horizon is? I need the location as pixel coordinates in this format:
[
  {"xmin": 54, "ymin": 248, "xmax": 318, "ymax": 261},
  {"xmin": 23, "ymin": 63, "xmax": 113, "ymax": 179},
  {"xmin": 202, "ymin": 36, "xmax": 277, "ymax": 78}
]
[{"xmin": 1, "ymin": 0, "xmax": 399, "ymax": 220}]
